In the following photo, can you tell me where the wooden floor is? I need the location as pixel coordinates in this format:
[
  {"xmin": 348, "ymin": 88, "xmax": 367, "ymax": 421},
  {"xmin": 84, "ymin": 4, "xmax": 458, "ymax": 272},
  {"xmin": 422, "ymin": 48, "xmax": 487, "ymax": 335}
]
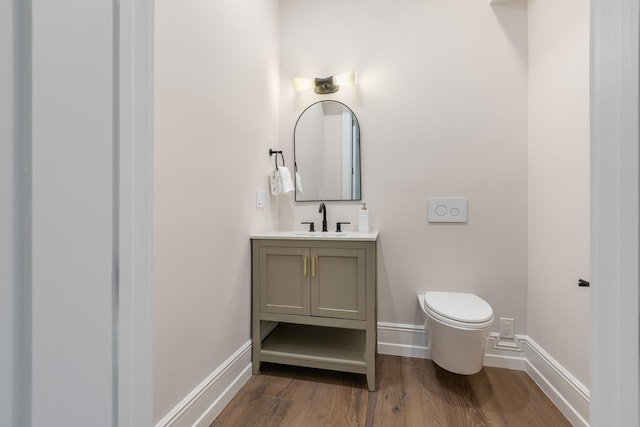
[{"xmin": 211, "ymin": 354, "xmax": 571, "ymax": 427}]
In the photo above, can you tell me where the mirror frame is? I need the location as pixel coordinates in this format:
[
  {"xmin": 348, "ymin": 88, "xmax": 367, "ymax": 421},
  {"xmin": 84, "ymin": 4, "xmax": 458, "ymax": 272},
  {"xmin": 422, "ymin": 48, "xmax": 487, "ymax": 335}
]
[{"xmin": 293, "ymin": 100, "xmax": 362, "ymax": 202}]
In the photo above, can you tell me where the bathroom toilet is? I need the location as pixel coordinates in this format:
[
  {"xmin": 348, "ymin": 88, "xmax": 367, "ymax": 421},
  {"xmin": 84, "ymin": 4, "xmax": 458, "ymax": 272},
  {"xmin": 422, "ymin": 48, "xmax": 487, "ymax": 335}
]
[{"xmin": 418, "ymin": 291, "xmax": 494, "ymax": 375}]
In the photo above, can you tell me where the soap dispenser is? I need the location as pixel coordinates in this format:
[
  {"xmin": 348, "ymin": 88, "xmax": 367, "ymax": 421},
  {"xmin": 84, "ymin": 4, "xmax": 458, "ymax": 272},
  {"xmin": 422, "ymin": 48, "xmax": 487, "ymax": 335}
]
[{"xmin": 358, "ymin": 203, "xmax": 370, "ymax": 233}]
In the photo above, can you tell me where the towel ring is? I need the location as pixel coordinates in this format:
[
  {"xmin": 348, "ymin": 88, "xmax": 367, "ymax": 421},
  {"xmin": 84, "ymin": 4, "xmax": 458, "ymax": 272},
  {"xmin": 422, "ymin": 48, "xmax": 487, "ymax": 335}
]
[{"xmin": 269, "ymin": 149, "xmax": 285, "ymax": 170}]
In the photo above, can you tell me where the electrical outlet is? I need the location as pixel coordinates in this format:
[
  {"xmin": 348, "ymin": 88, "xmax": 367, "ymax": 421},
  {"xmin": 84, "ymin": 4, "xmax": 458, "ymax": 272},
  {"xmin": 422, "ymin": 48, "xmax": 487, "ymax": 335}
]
[{"xmin": 499, "ymin": 317, "xmax": 514, "ymax": 339}]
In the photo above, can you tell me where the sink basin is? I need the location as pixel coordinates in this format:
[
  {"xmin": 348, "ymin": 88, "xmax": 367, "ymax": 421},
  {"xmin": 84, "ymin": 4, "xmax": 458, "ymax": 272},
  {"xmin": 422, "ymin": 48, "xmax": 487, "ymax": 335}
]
[
  {"xmin": 294, "ymin": 232, "xmax": 351, "ymax": 237},
  {"xmin": 250, "ymin": 230, "xmax": 378, "ymax": 241}
]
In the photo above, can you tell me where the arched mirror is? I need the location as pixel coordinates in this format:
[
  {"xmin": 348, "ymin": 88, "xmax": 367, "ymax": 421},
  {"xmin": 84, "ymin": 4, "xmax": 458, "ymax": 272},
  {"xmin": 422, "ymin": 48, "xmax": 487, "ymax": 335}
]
[{"xmin": 294, "ymin": 101, "xmax": 361, "ymax": 201}]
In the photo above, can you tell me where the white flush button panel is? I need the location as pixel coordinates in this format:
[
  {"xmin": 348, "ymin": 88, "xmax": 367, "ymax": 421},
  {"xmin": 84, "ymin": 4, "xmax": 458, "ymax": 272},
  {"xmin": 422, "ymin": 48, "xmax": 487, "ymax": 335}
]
[
  {"xmin": 256, "ymin": 190, "xmax": 265, "ymax": 208},
  {"xmin": 428, "ymin": 197, "xmax": 467, "ymax": 223}
]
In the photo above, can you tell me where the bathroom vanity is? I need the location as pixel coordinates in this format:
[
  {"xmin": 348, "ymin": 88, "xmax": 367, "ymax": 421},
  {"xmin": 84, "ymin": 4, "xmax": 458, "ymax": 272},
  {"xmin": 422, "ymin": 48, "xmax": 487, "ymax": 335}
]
[{"xmin": 250, "ymin": 231, "xmax": 378, "ymax": 391}]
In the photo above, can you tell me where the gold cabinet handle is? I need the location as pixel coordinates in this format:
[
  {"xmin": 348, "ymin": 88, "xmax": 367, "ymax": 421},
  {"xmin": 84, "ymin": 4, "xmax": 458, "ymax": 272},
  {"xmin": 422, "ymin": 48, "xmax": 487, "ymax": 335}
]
[
  {"xmin": 312, "ymin": 257, "xmax": 316, "ymax": 277},
  {"xmin": 304, "ymin": 257, "xmax": 308, "ymax": 277}
]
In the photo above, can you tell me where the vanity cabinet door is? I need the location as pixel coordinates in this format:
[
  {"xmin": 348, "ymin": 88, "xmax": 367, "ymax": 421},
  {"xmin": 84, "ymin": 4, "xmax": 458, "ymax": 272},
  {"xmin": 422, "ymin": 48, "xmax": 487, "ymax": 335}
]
[
  {"xmin": 259, "ymin": 246, "xmax": 311, "ymax": 315},
  {"xmin": 311, "ymin": 248, "xmax": 366, "ymax": 320}
]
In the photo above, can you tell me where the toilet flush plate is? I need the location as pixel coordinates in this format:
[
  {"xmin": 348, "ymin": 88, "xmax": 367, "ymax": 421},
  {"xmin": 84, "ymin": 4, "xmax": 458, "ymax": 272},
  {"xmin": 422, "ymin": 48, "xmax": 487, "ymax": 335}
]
[{"xmin": 428, "ymin": 197, "xmax": 468, "ymax": 223}]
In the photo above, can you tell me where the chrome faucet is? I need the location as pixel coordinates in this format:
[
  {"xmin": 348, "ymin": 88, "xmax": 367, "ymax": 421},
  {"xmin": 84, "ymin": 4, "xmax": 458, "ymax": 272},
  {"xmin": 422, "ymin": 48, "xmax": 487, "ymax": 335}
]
[{"xmin": 319, "ymin": 202, "xmax": 328, "ymax": 232}]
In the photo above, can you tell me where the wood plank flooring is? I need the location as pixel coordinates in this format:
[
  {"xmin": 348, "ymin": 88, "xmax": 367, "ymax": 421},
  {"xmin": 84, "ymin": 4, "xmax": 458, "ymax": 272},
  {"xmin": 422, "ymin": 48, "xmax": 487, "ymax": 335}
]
[{"xmin": 211, "ymin": 354, "xmax": 571, "ymax": 427}]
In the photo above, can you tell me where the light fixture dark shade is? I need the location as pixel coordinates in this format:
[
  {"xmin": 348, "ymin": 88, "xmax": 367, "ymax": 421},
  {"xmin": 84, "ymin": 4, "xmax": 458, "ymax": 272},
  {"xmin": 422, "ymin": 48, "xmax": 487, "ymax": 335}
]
[
  {"xmin": 293, "ymin": 71, "xmax": 357, "ymax": 94},
  {"xmin": 314, "ymin": 76, "xmax": 338, "ymax": 94}
]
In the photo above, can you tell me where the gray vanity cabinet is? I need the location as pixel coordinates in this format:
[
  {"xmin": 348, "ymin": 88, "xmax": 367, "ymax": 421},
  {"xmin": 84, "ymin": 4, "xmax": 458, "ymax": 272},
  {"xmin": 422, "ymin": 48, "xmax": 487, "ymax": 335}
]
[
  {"xmin": 251, "ymin": 237, "xmax": 377, "ymax": 391},
  {"xmin": 259, "ymin": 246, "xmax": 366, "ymax": 319}
]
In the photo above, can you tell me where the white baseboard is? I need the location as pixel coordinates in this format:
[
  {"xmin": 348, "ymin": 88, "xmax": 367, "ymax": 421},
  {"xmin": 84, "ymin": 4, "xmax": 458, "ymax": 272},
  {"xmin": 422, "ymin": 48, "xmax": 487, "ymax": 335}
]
[
  {"xmin": 484, "ymin": 332, "xmax": 528, "ymax": 370},
  {"xmin": 377, "ymin": 322, "xmax": 589, "ymax": 426},
  {"xmin": 154, "ymin": 341, "xmax": 252, "ymax": 427},
  {"xmin": 524, "ymin": 336, "xmax": 590, "ymax": 427},
  {"xmin": 377, "ymin": 321, "xmax": 429, "ymax": 359}
]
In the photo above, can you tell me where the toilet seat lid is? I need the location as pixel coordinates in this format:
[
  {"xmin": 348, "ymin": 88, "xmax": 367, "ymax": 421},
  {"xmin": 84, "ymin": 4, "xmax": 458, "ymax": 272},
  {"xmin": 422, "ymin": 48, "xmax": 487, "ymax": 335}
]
[{"xmin": 424, "ymin": 291, "xmax": 493, "ymax": 324}]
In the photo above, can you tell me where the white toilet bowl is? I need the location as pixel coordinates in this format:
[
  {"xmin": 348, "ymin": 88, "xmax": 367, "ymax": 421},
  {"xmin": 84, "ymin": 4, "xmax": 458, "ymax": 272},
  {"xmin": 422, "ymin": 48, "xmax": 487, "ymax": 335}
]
[{"xmin": 418, "ymin": 291, "xmax": 494, "ymax": 375}]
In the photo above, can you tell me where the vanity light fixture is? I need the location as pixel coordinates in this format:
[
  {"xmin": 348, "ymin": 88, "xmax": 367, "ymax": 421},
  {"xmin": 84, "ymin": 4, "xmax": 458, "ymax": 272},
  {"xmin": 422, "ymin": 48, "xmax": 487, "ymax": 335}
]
[{"xmin": 292, "ymin": 71, "xmax": 357, "ymax": 94}]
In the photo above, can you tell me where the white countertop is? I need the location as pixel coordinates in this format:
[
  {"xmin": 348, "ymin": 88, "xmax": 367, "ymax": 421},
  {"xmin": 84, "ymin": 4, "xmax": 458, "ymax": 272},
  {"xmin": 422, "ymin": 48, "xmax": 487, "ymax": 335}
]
[{"xmin": 250, "ymin": 230, "xmax": 379, "ymax": 242}]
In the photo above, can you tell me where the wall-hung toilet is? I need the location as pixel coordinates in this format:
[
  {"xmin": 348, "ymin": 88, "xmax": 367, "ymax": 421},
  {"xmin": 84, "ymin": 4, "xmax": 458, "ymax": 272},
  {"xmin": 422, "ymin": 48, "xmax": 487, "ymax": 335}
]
[{"xmin": 418, "ymin": 291, "xmax": 494, "ymax": 375}]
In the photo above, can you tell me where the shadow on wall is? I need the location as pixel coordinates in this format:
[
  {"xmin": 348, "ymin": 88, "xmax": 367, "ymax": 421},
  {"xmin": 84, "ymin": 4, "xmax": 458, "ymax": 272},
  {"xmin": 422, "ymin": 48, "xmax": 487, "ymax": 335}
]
[{"xmin": 491, "ymin": 1, "xmax": 528, "ymax": 65}]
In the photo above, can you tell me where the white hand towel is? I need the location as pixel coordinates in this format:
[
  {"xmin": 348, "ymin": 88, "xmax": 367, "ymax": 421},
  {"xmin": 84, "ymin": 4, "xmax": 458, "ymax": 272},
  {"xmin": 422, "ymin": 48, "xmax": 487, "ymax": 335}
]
[
  {"xmin": 269, "ymin": 169, "xmax": 281, "ymax": 196},
  {"xmin": 279, "ymin": 166, "xmax": 294, "ymax": 193},
  {"xmin": 295, "ymin": 172, "xmax": 303, "ymax": 195}
]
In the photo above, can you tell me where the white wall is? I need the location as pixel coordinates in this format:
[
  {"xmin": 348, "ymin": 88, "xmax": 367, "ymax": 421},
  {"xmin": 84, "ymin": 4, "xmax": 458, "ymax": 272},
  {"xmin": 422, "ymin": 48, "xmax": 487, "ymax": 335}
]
[
  {"xmin": 527, "ymin": 0, "xmax": 590, "ymax": 388},
  {"xmin": 153, "ymin": 0, "xmax": 279, "ymax": 421},
  {"xmin": 278, "ymin": 0, "xmax": 529, "ymax": 333}
]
